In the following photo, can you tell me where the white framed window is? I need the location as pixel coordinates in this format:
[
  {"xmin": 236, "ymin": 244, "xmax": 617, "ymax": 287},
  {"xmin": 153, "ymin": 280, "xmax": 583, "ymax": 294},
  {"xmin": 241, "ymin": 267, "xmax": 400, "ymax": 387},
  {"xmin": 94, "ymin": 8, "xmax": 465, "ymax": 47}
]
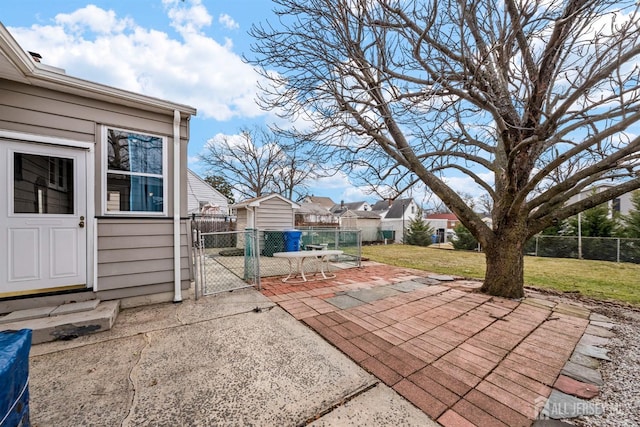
[
  {"xmin": 48, "ymin": 157, "xmax": 70, "ymax": 191},
  {"xmin": 102, "ymin": 127, "xmax": 167, "ymax": 215}
]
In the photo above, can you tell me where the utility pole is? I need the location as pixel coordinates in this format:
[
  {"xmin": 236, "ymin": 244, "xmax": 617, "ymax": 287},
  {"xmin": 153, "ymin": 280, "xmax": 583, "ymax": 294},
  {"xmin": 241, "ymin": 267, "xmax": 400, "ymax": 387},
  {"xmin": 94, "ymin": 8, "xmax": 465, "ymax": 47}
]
[
  {"xmin": 402, "ymin": 202, "xmax": 406, "ymax": 244},
  {"xmin": 577, "ymin": 193, "xmax": 583, "ymax": 259}
]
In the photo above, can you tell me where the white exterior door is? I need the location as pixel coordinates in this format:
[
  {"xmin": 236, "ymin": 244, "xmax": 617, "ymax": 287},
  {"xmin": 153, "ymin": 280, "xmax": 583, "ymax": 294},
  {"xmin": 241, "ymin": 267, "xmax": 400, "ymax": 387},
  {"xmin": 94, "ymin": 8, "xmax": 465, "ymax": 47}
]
[{"xmin": 1, "ymin": 140, "xmax": 88, "ymax": 295}]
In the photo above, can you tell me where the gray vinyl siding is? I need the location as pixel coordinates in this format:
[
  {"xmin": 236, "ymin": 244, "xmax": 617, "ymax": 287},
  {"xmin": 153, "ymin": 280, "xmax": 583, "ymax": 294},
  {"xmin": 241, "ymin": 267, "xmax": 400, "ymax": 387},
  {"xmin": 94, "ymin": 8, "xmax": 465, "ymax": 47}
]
[
  {"xmin": 256, "ymin": 198, "xmax": 295, "ymax": 230},
  {"xmin": 0, "ymin": 79, "xmax": 191, "ymax": 298},
  {"xmin": 1, "ymin": 78, "xmax": 193, "ymax": 300},
  {"xmin": 0, "ymin": 80, "xmax": 190, "ymax": 217},
  {"xmin": 97, "ymin": 219, "xmax": 191, "ymax": 292}
]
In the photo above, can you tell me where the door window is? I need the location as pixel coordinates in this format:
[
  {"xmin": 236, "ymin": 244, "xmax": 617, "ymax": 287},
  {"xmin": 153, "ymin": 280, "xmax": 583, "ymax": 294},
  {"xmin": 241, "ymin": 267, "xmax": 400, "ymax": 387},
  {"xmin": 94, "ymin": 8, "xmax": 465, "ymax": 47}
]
[{"xmin": 13, "ymin": 153, "xmax": 74, "ymax": 214}]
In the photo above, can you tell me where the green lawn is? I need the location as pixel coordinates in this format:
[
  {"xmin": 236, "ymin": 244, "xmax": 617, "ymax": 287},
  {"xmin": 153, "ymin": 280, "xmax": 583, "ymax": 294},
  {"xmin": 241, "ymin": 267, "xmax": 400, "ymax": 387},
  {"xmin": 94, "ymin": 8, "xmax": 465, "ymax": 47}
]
[{"xmin": 362, "ymin": 245, "xmax": 640, "ymax": 306}]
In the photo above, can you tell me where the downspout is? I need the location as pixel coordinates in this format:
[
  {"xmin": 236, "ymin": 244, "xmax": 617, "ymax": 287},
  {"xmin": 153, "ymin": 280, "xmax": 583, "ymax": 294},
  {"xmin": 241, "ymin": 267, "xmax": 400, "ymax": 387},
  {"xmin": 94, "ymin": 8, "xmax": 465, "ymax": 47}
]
[{"xmin": 173, "ymin": 109, "xmax": 182, "ymax": 302}]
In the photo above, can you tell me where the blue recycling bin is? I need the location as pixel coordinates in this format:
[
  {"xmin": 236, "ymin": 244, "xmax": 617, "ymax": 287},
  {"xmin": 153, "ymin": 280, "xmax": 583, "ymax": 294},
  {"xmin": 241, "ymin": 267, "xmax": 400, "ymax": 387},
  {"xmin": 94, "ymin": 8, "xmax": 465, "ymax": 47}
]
[
  {"xmin": 284, "ymin": 230, "xmax": 302, "ymax": 252},
  {"xmin": 1, "ymin": 329, "xmax": 32, "ymax": 427}
]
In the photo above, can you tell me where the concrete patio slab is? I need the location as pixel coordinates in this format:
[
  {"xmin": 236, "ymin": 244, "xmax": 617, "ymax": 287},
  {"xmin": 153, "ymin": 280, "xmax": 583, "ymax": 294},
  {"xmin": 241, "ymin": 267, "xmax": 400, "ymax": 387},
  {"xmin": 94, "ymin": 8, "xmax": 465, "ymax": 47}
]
[
  {"xmin": 325, "ymin": 294, "xmax": 366, "ymax": 309},
  {"xmin": 347, "ymin": 286, "xmax": 402, "ymax": 302},
  {"xmin": 388, "ymin": 280, "xmax": 428, "ymax": 293},
  {"xmin": 30, "ymin": 288, "xmax": 426, "ymax": 426},
  {"xmin": 308, "ymin": 383, "xmax": 439, "ymax": 426}
]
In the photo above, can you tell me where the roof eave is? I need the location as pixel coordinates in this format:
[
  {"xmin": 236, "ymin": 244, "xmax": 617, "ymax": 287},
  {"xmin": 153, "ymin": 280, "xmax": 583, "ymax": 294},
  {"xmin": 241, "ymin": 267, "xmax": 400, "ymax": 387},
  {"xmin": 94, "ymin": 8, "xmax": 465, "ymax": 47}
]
[{"xmin": 27, "ymin": 71, "xmax": 197, "ymax": 116}]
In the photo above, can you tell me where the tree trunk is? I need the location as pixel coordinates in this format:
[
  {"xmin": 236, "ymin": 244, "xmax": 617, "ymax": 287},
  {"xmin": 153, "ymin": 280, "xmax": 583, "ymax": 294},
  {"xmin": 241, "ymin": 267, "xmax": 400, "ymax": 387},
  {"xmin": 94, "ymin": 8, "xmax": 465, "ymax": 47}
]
[{"xmin": 480, "ymin": 223, "xmax": 526, "ymax": 299}]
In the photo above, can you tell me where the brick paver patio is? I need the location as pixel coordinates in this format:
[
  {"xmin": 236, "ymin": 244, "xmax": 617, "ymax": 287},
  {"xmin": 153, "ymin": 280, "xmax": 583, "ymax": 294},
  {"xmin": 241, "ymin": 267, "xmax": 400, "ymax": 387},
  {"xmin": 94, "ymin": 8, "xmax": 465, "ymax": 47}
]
[{"xmin": 260, "ymin": 262, "xmax": 590, "ymax": 426}]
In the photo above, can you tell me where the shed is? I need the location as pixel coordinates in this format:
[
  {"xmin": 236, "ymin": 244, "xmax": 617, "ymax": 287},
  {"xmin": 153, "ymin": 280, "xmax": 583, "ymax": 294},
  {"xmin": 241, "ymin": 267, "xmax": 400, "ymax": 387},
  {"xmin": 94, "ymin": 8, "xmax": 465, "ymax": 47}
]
[
  {"xmin": 233, "ymin": 194, "xmax": 300, "ymax": 231},
  {"xmin": 0, "ymin": 24, "xmax": 196, "ymax": 312},
  {"xmin": 232, "ymin": 194, "xmax": 301, "ymax": 255},
  {"xmin": 339, "ymin": 209, "xmax": 381, "ymax": 242}
]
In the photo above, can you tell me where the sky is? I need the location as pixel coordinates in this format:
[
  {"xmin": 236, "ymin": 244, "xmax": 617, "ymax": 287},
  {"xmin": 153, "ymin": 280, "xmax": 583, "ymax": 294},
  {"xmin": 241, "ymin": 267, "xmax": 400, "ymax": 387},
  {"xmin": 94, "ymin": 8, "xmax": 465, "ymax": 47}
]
[{"xmin": 1, "ymin": 0, "xmax": 477, "ymax": 206}]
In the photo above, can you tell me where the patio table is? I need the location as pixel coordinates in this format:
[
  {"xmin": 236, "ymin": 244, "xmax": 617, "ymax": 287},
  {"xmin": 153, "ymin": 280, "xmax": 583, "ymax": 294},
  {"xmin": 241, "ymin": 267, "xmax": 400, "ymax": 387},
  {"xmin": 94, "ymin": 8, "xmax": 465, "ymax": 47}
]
[{"xmin": 272, "ymin": 250, "xmax": 343, "ymax": 283}]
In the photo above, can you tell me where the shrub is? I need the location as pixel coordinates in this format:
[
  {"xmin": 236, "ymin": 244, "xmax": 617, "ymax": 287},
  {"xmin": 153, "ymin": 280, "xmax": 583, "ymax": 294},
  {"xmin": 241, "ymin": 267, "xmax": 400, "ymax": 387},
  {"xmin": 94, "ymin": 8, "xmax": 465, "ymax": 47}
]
[
  {"xmin": 452, "ymin": 224, "xmax": 479, "ymax": 251},
  {"xmin": 405, "ymin": 209, "xmax": 434, "ymax": 246}
]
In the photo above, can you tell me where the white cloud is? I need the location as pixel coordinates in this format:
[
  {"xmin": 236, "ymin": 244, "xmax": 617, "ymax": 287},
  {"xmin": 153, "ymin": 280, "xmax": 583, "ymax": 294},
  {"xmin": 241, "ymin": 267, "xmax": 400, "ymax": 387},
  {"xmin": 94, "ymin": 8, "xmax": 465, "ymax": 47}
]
[
  {"xmin": 7, "ymin": 2, "xmax": 267, "ymax": 121},
  {"xmin": 442, "ymin": 172, "xmax": 494, "ymax": 197},
  {"xmin": 54, "ymin": 5, "xmax": 133, "ymax": 34},
  {"xmin": 341, "ymin": 186, "xmax": 370, "ymax": 202},
  {"xmin": 204, "ymin": 132, "xmax": 247, "ymax": 150},
  {"xmin": 218, "ymin": 13, "xmax": 239, "ymax": 30},
  {"xmin": 163, "ymin": 0, "xmax": 212, "ymax": 34}
]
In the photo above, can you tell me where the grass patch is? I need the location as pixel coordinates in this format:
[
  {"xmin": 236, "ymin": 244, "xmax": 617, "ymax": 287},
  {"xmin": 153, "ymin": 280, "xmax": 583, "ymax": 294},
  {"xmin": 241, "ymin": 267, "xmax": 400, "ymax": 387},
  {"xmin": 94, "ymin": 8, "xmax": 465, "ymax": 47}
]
[{"xmin": 362, "ymin": 245, "xmax": 640, "ymax": 306}]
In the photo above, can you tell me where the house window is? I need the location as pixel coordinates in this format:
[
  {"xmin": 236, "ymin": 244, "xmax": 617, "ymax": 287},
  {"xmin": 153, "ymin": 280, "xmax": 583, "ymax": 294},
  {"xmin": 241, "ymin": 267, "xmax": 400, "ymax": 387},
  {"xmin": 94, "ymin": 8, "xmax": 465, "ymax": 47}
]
[
  {"xmin": 104, "ymin": 127, "xmax": 166, "ymax": 214},
  {"xmin": 612, "ymin": 198, "xmax": 621, "ymax": 214},
  {"xmin": 48, "ymin": 157, "xmax": 69, "ymax": 191}
]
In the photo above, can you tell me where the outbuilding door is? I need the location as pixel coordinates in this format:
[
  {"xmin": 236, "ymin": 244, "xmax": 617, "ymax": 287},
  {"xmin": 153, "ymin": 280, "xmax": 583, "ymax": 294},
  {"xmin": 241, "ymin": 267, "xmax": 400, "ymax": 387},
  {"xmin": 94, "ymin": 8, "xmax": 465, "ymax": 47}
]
[{"xmin": 1, "ymin": 140, "xmax": 88, "ymax": 296}]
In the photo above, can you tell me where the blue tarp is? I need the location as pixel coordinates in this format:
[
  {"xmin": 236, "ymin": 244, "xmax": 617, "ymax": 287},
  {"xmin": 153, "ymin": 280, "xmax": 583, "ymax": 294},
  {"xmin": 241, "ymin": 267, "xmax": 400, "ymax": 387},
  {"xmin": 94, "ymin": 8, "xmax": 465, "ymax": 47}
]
[{"xmin": 0, "ymin": 329, "xmax": 31, "ymax": 427}]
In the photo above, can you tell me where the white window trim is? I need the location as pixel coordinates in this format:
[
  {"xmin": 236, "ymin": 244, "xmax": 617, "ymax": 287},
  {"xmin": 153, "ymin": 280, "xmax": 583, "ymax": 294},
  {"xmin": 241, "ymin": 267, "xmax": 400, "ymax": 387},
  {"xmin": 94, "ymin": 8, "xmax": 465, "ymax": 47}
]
[{"xmin": 101, "ymin": 125, "xmax": 168, "ymax": 216}]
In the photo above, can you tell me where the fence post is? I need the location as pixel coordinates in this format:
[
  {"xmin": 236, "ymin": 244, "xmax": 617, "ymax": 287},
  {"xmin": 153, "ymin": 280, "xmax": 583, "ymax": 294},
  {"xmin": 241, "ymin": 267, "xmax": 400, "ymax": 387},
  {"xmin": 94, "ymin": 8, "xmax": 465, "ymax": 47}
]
[
  {"xmin": 196, "ymin": 234, "xmax": 205, "ymax": 299},
  {"xmin": 193, "ymin": 234, "xmax": 199, "ymax": 301},
  {"xmin": 358, "ymin": 230, "xmax": 362, "ymax": 267},
  {"xmin": 254, "ymin": 228, "xmax": 261, "ymax": 290},
  {"xmin": 535, "ymin": 235, "xmax": 539, "ymax": 257},
  {"xmin": 617, "ymin": 238, "xmax": 620, "ymax": 263}
]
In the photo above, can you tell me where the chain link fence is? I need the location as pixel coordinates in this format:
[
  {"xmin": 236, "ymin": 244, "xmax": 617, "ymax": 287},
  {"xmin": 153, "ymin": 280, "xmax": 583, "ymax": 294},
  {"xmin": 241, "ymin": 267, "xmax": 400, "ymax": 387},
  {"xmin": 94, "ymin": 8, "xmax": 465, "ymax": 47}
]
[
  {"xmin": 524, "ymin": 235, "xmax": 640, "ymax": 263},
  {"xmin": 193, "ymin": 230, "xmax": 259, "ymax": 297},
  {"xmin": 192, "ymin": 227, "xmax": 362, "ymax": 297},
  {"xmin": 258, "ymin": 228, "xmax": 362, "ymax": 277}
]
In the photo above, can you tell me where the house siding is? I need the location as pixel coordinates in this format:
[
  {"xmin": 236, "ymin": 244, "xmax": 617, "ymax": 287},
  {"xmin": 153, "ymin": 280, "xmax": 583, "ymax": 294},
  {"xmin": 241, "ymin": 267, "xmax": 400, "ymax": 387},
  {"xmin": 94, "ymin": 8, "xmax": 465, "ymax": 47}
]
[
  {"xmin": 1, "ymin": 79, "xmax": 192, "ymax": 300},
  {"xmin": 256, "ymin": 198, "xmax": 295, "ymax": 230},
  {"xmin": 97, "ymin": 219, "xmax": 191, "ymax": 292},
  {"xmin": 236, "ymin": 209, "xmax": 248, "ymax": 231},
  {"xmin": 0, "ymin": 80, "xmax": 191, "ymax": 217}
]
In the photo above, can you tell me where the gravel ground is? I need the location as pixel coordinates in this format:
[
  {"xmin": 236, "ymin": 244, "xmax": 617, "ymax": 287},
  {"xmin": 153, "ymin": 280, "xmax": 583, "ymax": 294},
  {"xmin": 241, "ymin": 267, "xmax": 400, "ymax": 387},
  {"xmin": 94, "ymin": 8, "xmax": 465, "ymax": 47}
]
[{"xmin": 573, "ymin": 305, "xmax": 640, "ymax": 427}]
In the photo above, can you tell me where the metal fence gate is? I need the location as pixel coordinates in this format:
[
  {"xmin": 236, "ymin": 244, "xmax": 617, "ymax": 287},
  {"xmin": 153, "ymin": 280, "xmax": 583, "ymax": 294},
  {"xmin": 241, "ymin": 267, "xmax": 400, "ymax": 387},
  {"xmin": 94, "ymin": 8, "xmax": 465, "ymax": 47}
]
[{"xmin": 193, "ymin": 229, "xmax": 260, "ymax": 298}]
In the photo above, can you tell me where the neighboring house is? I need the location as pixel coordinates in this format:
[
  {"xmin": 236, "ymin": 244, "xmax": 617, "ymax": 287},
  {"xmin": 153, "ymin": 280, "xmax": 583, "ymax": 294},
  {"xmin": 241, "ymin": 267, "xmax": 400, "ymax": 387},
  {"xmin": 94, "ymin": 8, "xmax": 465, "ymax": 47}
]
[
  {"xmin": 295, "ymin": 201, "xmax": 337, "ymax": 226},
  {"xmin": 0, "ymin": 24, "xmax": 197, "ymax": 312},
  {"xmin": 338, "ymin": 209, "xmax": 381, "ymax": 242},
  {"xmin": 187, "ymin": 169, "xmax": 230, "ymax": 216},
  {"xmin": 302, "ymin": 196, "xmax": 335, "ymax": 211},
  {"xmin": 371, "ymin": 198, "xmax": 418, "ymax": 243},
  {"xmin": 426, "ymin": 213, "xmax": 460, "ymax": 243},
  {"xmin": 331, "ymin": 200, "xmax": 371, "ymax": 215},
  {"xmin": 568, "ymin": 185, "xmax": 634, "ymax": 217}
]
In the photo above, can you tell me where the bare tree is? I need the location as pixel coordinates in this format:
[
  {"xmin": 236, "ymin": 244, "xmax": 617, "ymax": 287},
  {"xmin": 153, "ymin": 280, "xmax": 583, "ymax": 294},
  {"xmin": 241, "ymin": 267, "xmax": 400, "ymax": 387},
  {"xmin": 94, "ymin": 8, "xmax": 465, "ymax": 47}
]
[
  {"xmin": 199, "ymin": 127, "xmax": 282, "ymax": 200},
  {"xmin": 270, "ymin": 138, "xmax": 316, "ymax": 201},
  {"xmin": 199, "ymin": 127, "xmax": 316, "ymax": 201},
  {"xmin": 250, "ymin": 0, "xmax": 640, "ymax": 298}
]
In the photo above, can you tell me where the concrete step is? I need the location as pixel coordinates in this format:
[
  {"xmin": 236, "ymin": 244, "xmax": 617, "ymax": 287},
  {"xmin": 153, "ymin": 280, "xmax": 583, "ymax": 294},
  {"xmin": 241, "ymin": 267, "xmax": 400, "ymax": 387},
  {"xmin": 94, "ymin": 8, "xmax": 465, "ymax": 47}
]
[{"xmin": 0, "ymin": 300, "xmax": 120, "ymax": 344}]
